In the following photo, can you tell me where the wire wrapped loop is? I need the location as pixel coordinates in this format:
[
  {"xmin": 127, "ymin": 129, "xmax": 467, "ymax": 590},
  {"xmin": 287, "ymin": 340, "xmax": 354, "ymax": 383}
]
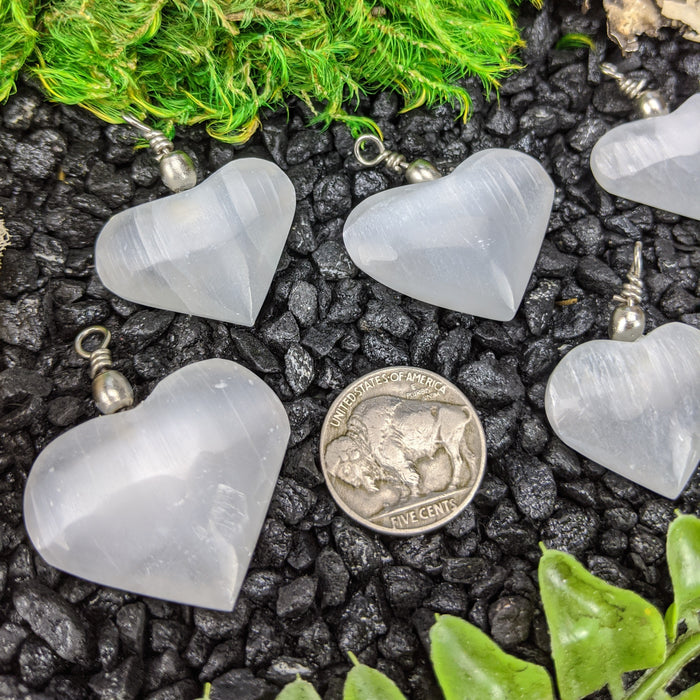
[
  {"xmin": 354, "ymin": 134, "xmax": 408, "ymax": 172},
  {"xmin": 74, "ymin": 325, "xmax": 111, "ymax": 359},
  {"xmin": 613, "ymin": 241, "xmax": 644, "ymax": 306},
  {"xmin": 599, "ymin": 62, "xmax": 648, "ymax": 100},
  {"xmin": 122, "ymin": 113, "xmax": 174, "ymax": 160}
]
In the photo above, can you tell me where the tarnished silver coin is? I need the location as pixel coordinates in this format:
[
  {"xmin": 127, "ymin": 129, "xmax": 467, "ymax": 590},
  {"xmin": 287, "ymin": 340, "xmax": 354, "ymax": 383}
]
[{"xmin": 320, "ymin": 366, "xmax": 486, "ymax": 536}]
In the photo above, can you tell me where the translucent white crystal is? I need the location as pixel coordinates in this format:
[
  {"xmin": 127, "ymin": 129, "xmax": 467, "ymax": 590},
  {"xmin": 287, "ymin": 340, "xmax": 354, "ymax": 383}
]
[
  {"xmin": 590, "ymin": 94, "xmax": 700, "ymax": 221},
  {"xmin": 343, "ymin": 149, "xmax": 555, "ymax": 321},
  {"xmin": 24, "ymin": 359, "xmax": 290, "ymax": 611},
  {"xmin": 96, "ymin": 159, "xmax": 296, "ymax": 326},
  {"xmin": 545, "ymin": 323, "xmax": 700, "ymax": 499}
]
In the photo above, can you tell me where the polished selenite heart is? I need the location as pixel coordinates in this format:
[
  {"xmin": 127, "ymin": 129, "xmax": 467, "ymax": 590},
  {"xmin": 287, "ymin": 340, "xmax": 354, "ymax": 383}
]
[
  {"xmin": 343, "ymin": 149, "xmax": 555, "ymax": 321},
  {"xmin": 545, "ymin": 323, "xmax": 700, "ymax": 499},
  {"xmin": 96, "ymin": 158, "xmax": 296, "ymax": 325},
  {"xmin": 590, "ymin": 94, "xmax": 700, "ymax": 221},
  {"xmin": 24, "ymin": 359, "xmax": 290, "ymax": 610}
]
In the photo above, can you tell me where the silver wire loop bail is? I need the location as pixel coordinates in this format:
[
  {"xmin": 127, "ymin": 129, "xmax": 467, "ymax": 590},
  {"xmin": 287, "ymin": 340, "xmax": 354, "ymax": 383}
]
[
  {"xmin": 354, "ymin": 134, "xmax": 405, "ymax": 169},
  {"xmin": 599, "ymin": 63, "xmax": 669, "ymax": 119},
  {"xmin": 600, "ymin": 62, "xmax": 648, "ymax": 99},
  {"xmin": 121, "ymin": 113, "xmax": 197, "ymax": 192},
  {"xmin": 353, "ymin": 134, "xmax": 441, "ymax": 183},
  {"xmin": 612, "ymin": 241, "xmax": 643, "ymax": 307},
  {"xmin": 121, "ymin": 113, "xmax": 174, "ymax": 160},
  {"xmin": 75, "ymin": 326, "xmax": 134, "ymax": 414},
  {"xmin": 75, "ymin": 326, "xmax": 111, "ymax": 375},
  {"xmin": 609, "ymin": 242, "xmax": 646, "ymax": 342}
]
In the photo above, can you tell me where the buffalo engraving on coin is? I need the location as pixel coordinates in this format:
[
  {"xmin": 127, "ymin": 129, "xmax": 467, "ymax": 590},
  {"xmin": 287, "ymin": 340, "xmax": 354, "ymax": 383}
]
[{"xmin": 320, "ymin": 367, "xmax": 486, "ymax": 534}]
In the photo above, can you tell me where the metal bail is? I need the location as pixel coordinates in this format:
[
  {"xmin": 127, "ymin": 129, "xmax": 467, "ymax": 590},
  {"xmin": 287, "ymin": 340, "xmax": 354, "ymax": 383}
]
[
  {"xmin": 121, "ymin": 113, "xmax": 198, "ymax": 192},
  {"xmin": 353, "ymin": 134, "xmax": 441, "ymax": 183},
  {"xmin": 609, "ymin": 242, "xmax": 646, "ymax": 342},
  {"xmin": 599, "ymin": 62, "xmax": 669, "ymax": 119},
  {"xmin": 75, "ymin": 326, "xmax": 134, "ymax": 415}
]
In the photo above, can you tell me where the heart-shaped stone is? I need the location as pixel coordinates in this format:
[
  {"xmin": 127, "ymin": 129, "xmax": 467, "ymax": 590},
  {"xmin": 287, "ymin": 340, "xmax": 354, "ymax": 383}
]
[
  {"xmin": 590, "ymin": 94, "xmax": 700, "ymax": 221},
  {"xmin": 545, "ymin": 323, "xmax": 700, "ymax": 499},
  {"xmin": 343, "ymin": 149, "xmax": 555, "ymax": 321},
  {"xmin": 24, "ymin": 359, "xmax": 290, "ymax": 610},
  {"xmin": 96, "ymin": 158, "xmax": 296, "ymax": 325}
]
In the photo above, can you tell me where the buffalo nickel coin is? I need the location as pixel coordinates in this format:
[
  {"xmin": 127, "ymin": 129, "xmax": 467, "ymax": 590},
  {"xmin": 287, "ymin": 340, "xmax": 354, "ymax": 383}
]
[{"xmin": 320, "ymin": 366, "xmax": 486, "ymax": 535}]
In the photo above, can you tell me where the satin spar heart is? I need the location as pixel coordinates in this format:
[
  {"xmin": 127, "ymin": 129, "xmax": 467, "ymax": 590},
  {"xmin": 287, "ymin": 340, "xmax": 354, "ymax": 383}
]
[
  {"xmin": 545, "ymin": 323, "xmax": 700, "ymax": 499},
  {"xmin": 590, "ymin": 93, "xmax": 700, "ymax": 221},
  {"xmin": 343, "ymin": 149, "xmax": 555, "ymax": 321},
  {"xmin": 96, "ymin": 158, "xmax": 296, "ymax": 325},
  {"xmin": 24, "ymin": 359, "xmax": 290, "ymax": 611}
]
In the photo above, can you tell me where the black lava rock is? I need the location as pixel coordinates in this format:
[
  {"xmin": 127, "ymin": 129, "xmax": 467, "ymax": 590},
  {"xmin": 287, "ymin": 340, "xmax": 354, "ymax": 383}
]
[
  {"xmin": 276, "ymin": 576, "xmax": 317, "ymax": 618},
  {"xmin": 488, "ymin": 595, "xmax": 534, "ymax": 648},
  {"xmin": 284, "ymin": 343, "xmax": 315, "ymax": 395},
  {"xmin": 0, "ymin": 249, "xmax": 40, "ymax": 297},
  {"xmin": 118, "ymin": 310, "xmax": 174, "ymax": 351},
  {"xmin": 18, "ymin": 637, "xmax": 64, "ymax": 688},
  {"xmin": 260, "ymin": 311, "xmax": 300, "ymax": 352},
  {"xmin": 230, "ymin": 329, "xmax": 280, "ymax": 373},
  {"xmin": 312, "ymin": 240, "xmax": 357, "ymax": 280},
  {"xmin": 506, "ymin": 453, "xmax": 557, "ymax": 520},
  {"xmin": 288, "ymin": 280, "xmax": 319, "ymax": 327},
  {"xmin": 116, "ymin": 602, "xmax": 147, "ymax": 656},
  {"xmin": 338, "ymin": 592, "xmax": 388, "ymax": 654},
  {"xmin": 89, "ymin": 656, "xmax": 144, "ymax": 700},
  {"xmin": 286, "ymin": 130, "xmax": 332, "ymax": 165},
  {"xmin": 97, "ymin": 621, "xmax": 120, "ymax": 671},
  {"xmin": 457, "ymin": 353, "xmax": 525, "ymax": 407},
  {"xmin": 210, "ymin": 668, "xmax": 276, "ymax": 700},
  {"xmin": 542, "ymin": 507, "xmax": 598, "ymax": 555},
  {"xmin": 245, "ymin": 608, "xmax": 284, "ymax": 668},
  {"xmin": 312, "ymin": 173, "xmax": 352, "ymax": 221},
  {"xmin": 86, "ymin": 161, "xmax": 135, "ymax": 207},
  {"xmin": 316, "ymin": 548, "xmax": 350, "ymax": 607},
  {"xmin": 13, "ymin": 581, "xmax": 93, "ymax": 665},
  {"xmin": 523, "ymin": 279, "xmax": 561, "ymax": 335},
  {"xmin": 0, "ymin": 295, "xmax": 47, "ymax": 350},
  {"xmin": 193, "ymin": 600, "xmax": 251, "ymax": 641},
  {"xmin": 381, "ymin": 566, "xmax": 432, "ymax": 611},
  {"xmin": 332, "ymin": 519, "xmax": 384, "ymax": 578},
  {"xmin": 11, "ymin": 130, "xmax": 65, "ymax": 180}
]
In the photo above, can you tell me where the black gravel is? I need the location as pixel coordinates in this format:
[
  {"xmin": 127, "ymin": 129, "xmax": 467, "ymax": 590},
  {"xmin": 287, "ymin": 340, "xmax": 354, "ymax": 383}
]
[{"xmin": 1, "ymin": 1, "xmax": 699, "ymax": 698}]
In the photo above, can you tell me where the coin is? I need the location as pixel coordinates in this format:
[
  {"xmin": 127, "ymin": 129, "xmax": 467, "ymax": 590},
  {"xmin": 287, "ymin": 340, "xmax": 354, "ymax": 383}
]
[{"xmin": 320, "ymin": 366, "xmax": 486, "ymax": 536}]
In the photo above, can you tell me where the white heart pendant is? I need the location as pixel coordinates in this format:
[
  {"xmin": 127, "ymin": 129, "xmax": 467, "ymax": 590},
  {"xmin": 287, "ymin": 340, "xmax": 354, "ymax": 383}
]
[
  {"xmin": 545, "ymin": 323, "xmax": 700, "ymax": 499},
  {"xmin": 95, "ymin": 158, "xmax": 296, "ymax": 325},
  {"xmin": 590, "ymin": 93, "xmax": 700, "ymax": 221},
  {"xmin": 343, "ymin": 148, "xmax": 554, "ymax": 321},
  {"xmin": 24, "ymin": 359, "xmax": 290, "ymax": 611}
]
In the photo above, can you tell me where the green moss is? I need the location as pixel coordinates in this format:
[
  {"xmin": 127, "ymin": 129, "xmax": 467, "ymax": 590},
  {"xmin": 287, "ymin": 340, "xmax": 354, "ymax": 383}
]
[
  {"xmin": 0, "ymin": 0, "xmax": 38, "ymax": 102},
  {"xmin": 555, "ymin": 33, "xmax": 596, "ymax": 51},
  {"xmin": 1, "ymin": 0, "xmax": 537, "ymax": 142}
]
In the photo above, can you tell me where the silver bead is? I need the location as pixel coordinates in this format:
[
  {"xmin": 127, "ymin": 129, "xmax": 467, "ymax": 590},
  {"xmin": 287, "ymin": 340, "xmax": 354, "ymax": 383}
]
[
  {"xmin": 609, "ymin": 304, "xmax": 646, "ymax": 342},
  {"xmin": 159, "ymin": 150, "xmax": 197, "ymax": 193},
  {"xmin": 75, "ymin": 325, "xmax": 135, "ymax": 415},
  {"xmin": 92, "ymin": 369, "xmax": 135, "ymax": 414},
  {"xmin": 405, "ymin": 159, "xmax": 442, "ymax": 183},
  {"xmin": 635, "ymin": 90, "xmax": 669, "ymax": 119},
  {"xmin": 598, "ymin": 65, "xmax": 669, "ymax": 120},
  {"xmin": 122, "ymin": 114, "xmax": 197, "ymax": 193}
]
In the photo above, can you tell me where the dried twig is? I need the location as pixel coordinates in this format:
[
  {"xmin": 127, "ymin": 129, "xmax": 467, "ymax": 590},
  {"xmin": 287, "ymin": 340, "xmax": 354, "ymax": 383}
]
[{"xmin": 0, "ymin": 213, "xmax": 9, "ymax": 272}]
